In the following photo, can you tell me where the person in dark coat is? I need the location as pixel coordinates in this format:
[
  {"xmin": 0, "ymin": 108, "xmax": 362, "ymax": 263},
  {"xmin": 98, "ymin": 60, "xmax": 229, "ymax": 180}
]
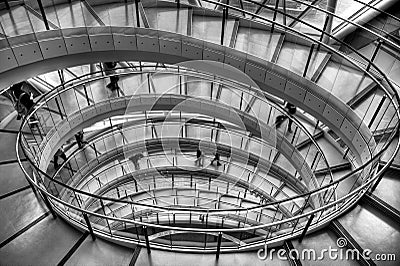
[
  {"xmin": 275, "ymin": 102, "xmax": 296, "ymax": 132},
  {"xmin": 9, "ymin": 82, "xmax": 34, "ymax": 120},
  {"xmin": 103, "ymin": 62, "xmax": 120, "ymax": 91},
  {"xmin": 129, "ymin": 153, "xmax": 144, "ymax": 170},
  {"xmin": 54, "ymin": 146, "xmax": 67, "ymax": 169},
  {"xmin": 75, "ymin": 131, "xmax": 88, "ymax": 149},
  {"xmin": 211, "ymin": 152, "xmax": 221, "ymax": 166},
  {"xmin": 195, "ymin": 148, "xmax": 203, "ymax": 167}
]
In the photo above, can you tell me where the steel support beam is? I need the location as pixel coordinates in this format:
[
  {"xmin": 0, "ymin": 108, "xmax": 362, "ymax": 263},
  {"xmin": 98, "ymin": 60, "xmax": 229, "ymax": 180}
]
[
  {"xmin": 216, "ymin": 232, "xmax": 222, "ymax": 259},
  {"xmin": 362, "ymin": 193, "xmax": 400, "ymax": 223},
  {"xmin": 143, "ymin": 226, "xmax": 151, "ymax": 254},
  {"xmin": 330, "ymin": 220, "xmax": 376, "ymax": 265},
  {"xmin": 299, "ymin": 214, "xmax": 314, "ymax": 243},
  {"xmin": 83, "ymin": 213, "xmax": 96, "ymax": 240},
  {"xmin": 36, "ymin": 0, "xmax": 50, "ymax": 30},
  {"xmin": 288, "ymin": 0, "xmax": 323, "ymax": 28},
  {"xmin": 283, "ymin": 241, "xmax": 302, "ymax": 265},
  {"xmin": 321, "ymin": 0, "xmax": 338, "ymax": 44},
  {"xmin": 333, "ymin": 0, "xmax": 398, "ymax": 41}
]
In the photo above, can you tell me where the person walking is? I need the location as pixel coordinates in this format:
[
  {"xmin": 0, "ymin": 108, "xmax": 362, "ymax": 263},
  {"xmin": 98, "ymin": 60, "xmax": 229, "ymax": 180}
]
[
  {"xmin": 103, "ymin": 62, "xmax": 120, "ymax": 91},
  {"xmin": 195, "ymin": 148, "xmax": 203, "ymax": 167},
  {"xmin": 211, "ymin": 152, "xmax": 221, "ymax": 166},
  {"xmin": 275, "ymin": 102, "xmax": 296, "ymax": 132},
  {"xmin": 9, "ymin": 82, "xmax": 34, "ymax": 120},
  {"xmin": 129, "ymin": 153, "xmax": 144, "ymax": 170},
  {"xmin": 54, "ymin": 146, "xmax": 67, "ymax": 169},
  {"xmin": 9, "ymin": 82, "xmax": 40, "ymax": 130},
  {"xmin": 75, "ymin": 131, "xmax": 88, "ymax": 149}
]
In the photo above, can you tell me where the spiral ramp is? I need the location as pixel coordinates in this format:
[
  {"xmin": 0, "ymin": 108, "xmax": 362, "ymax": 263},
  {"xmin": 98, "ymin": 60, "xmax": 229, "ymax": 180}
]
[{"xmin": 0, "ymin": 0, "xmax": 399, "ymax": 265}]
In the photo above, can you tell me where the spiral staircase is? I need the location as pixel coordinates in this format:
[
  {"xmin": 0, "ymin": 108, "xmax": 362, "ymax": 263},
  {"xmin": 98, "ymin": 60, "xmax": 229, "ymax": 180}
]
[{"xmin": 0, "ymin": 0, "xmax": 400, "ymax": 265}]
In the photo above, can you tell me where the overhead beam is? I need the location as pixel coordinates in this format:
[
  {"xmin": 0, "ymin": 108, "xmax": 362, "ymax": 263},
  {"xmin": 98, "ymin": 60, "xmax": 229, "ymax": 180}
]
[
  {"xmin": 332, "ymin": 0, "xmax": 398, "ymax": 41},
  {"xmin": 288, "ymin": 0, "xmax": 323, "ymax": 28},
  {"xmin": 321, "ymin": 0, "xmax": 338, "ymax": 44},
  {"xmin": 361, "ymin": 193, "xmax": 400, "ymax": 224}
]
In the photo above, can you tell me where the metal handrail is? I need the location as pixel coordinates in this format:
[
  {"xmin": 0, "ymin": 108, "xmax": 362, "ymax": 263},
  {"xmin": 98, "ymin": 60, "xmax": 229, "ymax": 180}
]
[
  {"xmin": 8, "ymin": 0, "xmax": 400, "ymax": 250},
  {"xmin": 13, "ymin": 19, "xmax": 396, "ymax": 215},
  {"xmin": 17, "ymin": 66, "xmax": 395, "ymax": 217},
  {"xmin": 19, "ymin": 66, "xmax": 330, "ymax": 213}
]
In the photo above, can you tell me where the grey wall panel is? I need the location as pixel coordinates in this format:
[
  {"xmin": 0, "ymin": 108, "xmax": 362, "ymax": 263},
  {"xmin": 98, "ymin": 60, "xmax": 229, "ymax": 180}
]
[
  {"xmin": 159, "ymin": 38, "xmax": 182, "ymax": 56},
  {"xmin": 224, "ymin": 55, "xmax": 245, "ymax": 71},
  {"xmin": 203, "ymin": 48, "xmax": 224, "ymax": 62},
  {"xmin": 182, "ymin": 42, "xmax": 203, "ymax": 60},
  {"xmin": 137, "ymin": 35, "xmax": 160, "ymax": 53},
  {"xmin": 113, "ymin": 34, "xmax": 137, "ymax": 51},
  {"xmin": 39, "ymin": 38, "xmax": 68, "ymax": 59},
  {"xmin": 89, "ymin": 35, "xmax": 115, "ymax": 51},
  {"xmin": 245, "ymin": 63, "xmax": 266, "ymax": 83},
  {"xmin": 304, "ymin": 92, "xmax": 326, "ymax": 115},
  {"xmin": 0, "ymin": 48, "xmax": 18, "ymax": 73},
  {"xmin": 12, "ymin": 43, "xmax": 43, "ymax": 66},
  {"xmin": 340, "ymin": 118, "xmax": 357, "ymax": 141},
  {"xmin": 64, "ymin": 36, "xmax": 91, "ymax": 54},
  {"xmin": 265, "ymin": 71, "xmax": 286, "ymax": 92},
  {"xmin": 322, "ymin": 104, "xmax": 344, "ymax": 129},
  {"xmin": 284, "ymin": 81, "xmax": 306, "ymax": 103}
]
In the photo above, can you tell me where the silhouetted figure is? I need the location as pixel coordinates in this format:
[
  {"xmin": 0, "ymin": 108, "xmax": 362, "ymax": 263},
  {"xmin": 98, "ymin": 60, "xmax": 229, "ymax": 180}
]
[
  {"xmin": 103, "ymin": 62, "xmax": 120, "ymax": 91},
  {"xmin": 9, "ymin": 82, "xmax": 34, "ymax": 120},
  {"xmin": 129, "ymin": 153, "xmax": 144, "ymax": 170},
  {"xmin": 195, "ymin": 148, "xmax": 203, "ymax": 167},
  {"xmin": 275, "ymin": 102, "xmax": 296, "ymax": 132},
  {"xmin": 9, "ymin": 82, "xmax": 39, "ymax": 130},
  {"xmin": 211, "ymin": 152, "xmax": 221, "ymax": 166},
  {"xmin": 75, "ymin": 131, "xmax": 88, "ymax": 149},
  {"xmin": 199, "ymin": 214, "xmax": 205, "ymax": 222},
  {"xmin": 54, "ymin": 146, "xmax": 67, "ymax": 169}
]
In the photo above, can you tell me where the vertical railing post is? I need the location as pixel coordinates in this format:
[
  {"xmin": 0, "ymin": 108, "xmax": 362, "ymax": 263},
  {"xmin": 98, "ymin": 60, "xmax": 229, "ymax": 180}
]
[
  {"xmin": 83, "ymin": 85, "xmax": 91, "ymax": 106},
  {"xmin": 366, "ymin": 39, "xmax": 383, "ymax": 72},
  {"xmin": 270, "ymin": 0, "xmax": 280, "ymax": 34},
  {"xmin": 318, "ymin": 15, "xmax": 330, "ymax": 49},
  {"xmin": 143, "ymin": 226, "xmax": 151, "ymax": 254},
  {"xmin": 4, "ymin": 0, "xmax": 10, "ymax": 10},
  {"xmin": 370, "ymin": 170, "xmax": 386, "ymax": 193},
  {"xmin": 342, "ymin": 147, "xmax": 350, "ymax": 159},
  {"xmin": 41, "ymin": 192, "xmax": 57, "ymax": 219},
  {"xmin": 216, "ymin": 232, "xmax": 222, "ymax": 259},
  {"xmin": 290, "ymin": 127, "xmax": 298, "ymax": 144},
  {"xmin": 100, "ymin": 199, "xmax": 112, "ymax": 234},
  {"xmin": 291, "ymin": 195, "xmax": 310, "ymax": 233},
  {"xmin": 303, "ymin": 43, "xmax": 315, "ymax": 78},
  {"xmin": 368, "ymin": 95, "xmax": 386, "ymax": 128},
  {"xmin": 299, "ymin": 214, "xmax": 315, "ymax": 243},
  {"xmin": 83, "ymin": 213, "xmax": 96, "ymax": 240},
  {"xmin": 36, "ymin": 0, "xmax": 50, "ymax": 30},
  {"xmin": 135, "ymin": 0, "xmax": 141, "ymax": 27},
  {"xmin": 321, "ymin": 0, "xmax": 338, "ymax": 44},
  {"xmin": 220, "ymin": 7, "xmax": 227, "ymax": 45}
]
